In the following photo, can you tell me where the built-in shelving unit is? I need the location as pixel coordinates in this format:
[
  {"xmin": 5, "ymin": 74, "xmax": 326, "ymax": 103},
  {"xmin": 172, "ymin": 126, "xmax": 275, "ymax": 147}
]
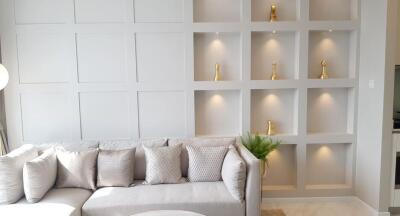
[{"xmin": 5, "ymin": 0, "xmax": 360, "ymax": 198}]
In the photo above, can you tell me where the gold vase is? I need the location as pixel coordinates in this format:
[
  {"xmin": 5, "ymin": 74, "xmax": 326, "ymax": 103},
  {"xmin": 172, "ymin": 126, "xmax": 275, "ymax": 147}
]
[
  {"xmin": 319, "ymin": 60, "xmax": 329, "ymax": 79},
  {"xmin": 271, "ymin": 63, "xmax": 278, "ymax": 80},
  {"xmin": 260, "ymin": 160, "xmax": 266, "ymax": 177},
  {"xmin": 266, "ymin": 120, "xmax": 274, "ymax": 136},
  {"xmin": 269, "ymin": 4, "xmax": 277, "ymax": 22},
  {"xmin": 214, "ymin": 63, "xmax": 221, "ymax": 81}
]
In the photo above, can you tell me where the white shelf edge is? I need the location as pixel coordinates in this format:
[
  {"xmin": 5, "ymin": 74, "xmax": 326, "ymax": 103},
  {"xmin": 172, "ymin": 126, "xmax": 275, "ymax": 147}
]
[
  {"xmin": 306, "ymin": 133, "xmax": 355, "ymax": 144},
  {"xmin": 305, "ymin": 184, "xmax": 352, "ymax": 190}
]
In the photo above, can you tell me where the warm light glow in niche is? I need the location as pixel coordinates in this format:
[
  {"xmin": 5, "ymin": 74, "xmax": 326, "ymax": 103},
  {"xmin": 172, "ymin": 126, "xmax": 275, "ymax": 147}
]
[
  {"xmin": 267, "ymin": 149, "xmax": 281, "ymax": 161},
  {"xmin": 209, "ymin": 94, "xmax": 225, "ymax": 107},
  {"xmin": 318, "ymin": 37, "xmax": 336, "ymax": 53},
  {"xmin": 317, "ymin": 91, "xmax": 335, "ymax": 107},
  {"xmin": 262, "ymin": 93, "xmax": 282, "ymax": 107},
  {"xmin": 264, "ymin": 38, "xmax": 282, "ymax": 63},
  {"xmin": 315, "ymin": 145, "xmax": 333, "ymax": 160}
]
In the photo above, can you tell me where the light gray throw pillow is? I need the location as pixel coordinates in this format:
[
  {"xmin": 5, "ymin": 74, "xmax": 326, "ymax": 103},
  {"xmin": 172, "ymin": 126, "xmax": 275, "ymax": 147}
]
[
  {"xmin": 187, "ymin": 145, "xmax": 228, "ymax": 182},
  {"xmin": 56, "ymin": 149, "xmax": 98, "ymax": 190},
  {"xmin": 23, "ymin": 149, "xmax": 57, "ymax": 203},
  {"xmin": 97, "ymin": 148, "xmax": 135, "ymax": 187},
  {"xmin": 221, "ymin": 147, "xmax": 247, "ymax": 201},
  {"xmin": 144, "ymin": 145, "xmax": 183, "ymax": 185},
  {"xmin": 0, "ymin": 144, "xmax": 38, "ymax": 204}
]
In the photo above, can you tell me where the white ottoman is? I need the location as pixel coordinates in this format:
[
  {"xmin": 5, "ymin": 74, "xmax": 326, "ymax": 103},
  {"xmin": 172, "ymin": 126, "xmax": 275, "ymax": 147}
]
[{"xmin": 131, "ymin": 210, "xmax": 205, "ymax": 216}]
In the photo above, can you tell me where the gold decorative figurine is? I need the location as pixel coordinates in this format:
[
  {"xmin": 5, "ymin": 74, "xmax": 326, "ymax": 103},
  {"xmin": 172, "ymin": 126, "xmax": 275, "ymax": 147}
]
[
  {"xmin": 319, "ymin": 60, "xmax": 329, "ymax": 79},
  {"xmin": 271, "ymin": 63, "xmax": 278, "ymax": 80},
  {"xmin": 214, "ymin": 63, "xmax": 221, "ymax": 81},
  {"xmin": 269, "ymin": 4, "xmax": 277, "ymax": 22},
  {"xmin": 266, "ymin": 120, "xmax": 274, "ymax": 136}
]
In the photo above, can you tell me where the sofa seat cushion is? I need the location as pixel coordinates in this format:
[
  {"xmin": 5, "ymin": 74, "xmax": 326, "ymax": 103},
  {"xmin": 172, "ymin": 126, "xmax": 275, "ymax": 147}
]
[
  {"xmin": 0, "ymin": 188, "xmax": 92, "ymax": 216},
  {"xmin": 82, "ymin": 182, "xmax": 244, "ymax": 216}
]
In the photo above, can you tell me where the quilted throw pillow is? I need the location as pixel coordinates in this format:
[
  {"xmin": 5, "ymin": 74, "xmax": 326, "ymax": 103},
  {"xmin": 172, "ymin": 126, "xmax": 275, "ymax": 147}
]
[
  {"xmin": 144, "ymin": 145, "xmax": 183, "ymax": 185},
  {"xmin": 187, "ymin": 145, "xmax": 228, "ymax": 182}
]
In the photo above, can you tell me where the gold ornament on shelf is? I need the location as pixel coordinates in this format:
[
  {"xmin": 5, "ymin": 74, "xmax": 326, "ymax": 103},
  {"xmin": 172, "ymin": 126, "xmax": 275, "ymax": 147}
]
[
  {"xmin": 266, "ymin": 120, "xmax": 274, "ymax": 136},
  {"xmin": 319, "ymin": 60, "xmax": 329, "ymax": 79},
  {"xmin": 269, "ymin": 4, "xmax": 277, "ymax": 22},
  {"xmin": 214, "ymin": 63, "xmax": 221, "ymax": 81},
  {"xmin": 271, "ymin": 63, "xmax": 278, "ymax": 80}
]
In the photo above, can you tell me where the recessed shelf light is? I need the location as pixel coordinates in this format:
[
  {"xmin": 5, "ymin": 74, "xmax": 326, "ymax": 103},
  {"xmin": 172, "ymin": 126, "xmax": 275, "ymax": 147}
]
[
  {"xmin": 272, "ymin": 30, "xmax": 277, "ymax": 34},
  {"xmin": 328, "ymin": 29, "xmax": 333, "ymax": 32}
]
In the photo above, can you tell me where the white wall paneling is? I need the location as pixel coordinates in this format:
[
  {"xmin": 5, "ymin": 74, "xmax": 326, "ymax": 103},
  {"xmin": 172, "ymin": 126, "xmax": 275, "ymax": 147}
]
[
  {"xmin": 136, "ymin": 32, "xmax": 185, "ymax": 83},
  {"xmin": 194, "ymin": 32, "xmax": 242, "ymax": 81},
  {"xmin": 251, "ymin": 0, "xmax": 299, "ymax": 22},
  {"xmin": 134, "ymin": 0, "xmax": 184, "ymax": 23},
  {"xmin": 251, "ymin": 31, "xmax": 299, "ymax": 80},
  {"xmin": 79, "ymin": 91, "xmax": 132, "ymax": 140},
  {"xmin": 193, "ymin": 0, "xmax": 242, "ymax": 23},
  {"xmin": 0, "ymin": 0, "xmax": 360, "ymax": 198},
  {"xmin": 138, "ymin": 91, "xmax": 186, "ymax": 138}
]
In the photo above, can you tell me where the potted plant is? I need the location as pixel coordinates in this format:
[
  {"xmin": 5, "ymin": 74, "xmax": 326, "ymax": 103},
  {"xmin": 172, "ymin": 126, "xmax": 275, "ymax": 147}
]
[{"xmin": 241, "ymin": 132, "xmax": 281, "ymax": 176}]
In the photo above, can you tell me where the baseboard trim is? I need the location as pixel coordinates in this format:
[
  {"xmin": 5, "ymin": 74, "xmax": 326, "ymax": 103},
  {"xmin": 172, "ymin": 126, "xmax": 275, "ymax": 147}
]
[{"xmin": 263, "ymin": 196, "xmax": 390, "ymax": 216}]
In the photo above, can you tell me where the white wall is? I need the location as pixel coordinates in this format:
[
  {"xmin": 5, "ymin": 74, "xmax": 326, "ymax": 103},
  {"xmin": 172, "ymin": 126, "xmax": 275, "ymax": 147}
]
[
  {"xmin": 397, "ymin": 2, "xmax": 400, "ymax": 66},
  {"xmin": 356, "ymin": 0, "xmax": 397, "ymax": 212},
  {"xmin": 0, "ymin": 91, "xmax": 5, "ymax": 132}
]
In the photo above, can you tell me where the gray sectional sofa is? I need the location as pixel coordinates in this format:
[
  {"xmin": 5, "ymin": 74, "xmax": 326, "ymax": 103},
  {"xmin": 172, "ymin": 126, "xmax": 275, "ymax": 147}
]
[{"xmin": 0, "ymin": 138, "xmax": 261, "ymax": 216}]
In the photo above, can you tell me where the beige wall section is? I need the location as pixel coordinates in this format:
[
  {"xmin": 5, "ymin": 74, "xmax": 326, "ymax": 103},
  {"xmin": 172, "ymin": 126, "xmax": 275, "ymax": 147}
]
[
  {"xmin": 397, "ymin": 2, "xmax": 400, "ymax": 65},
  {"xmin": 357, "ymin": 0, "xmax": 397, "ymax": 212}
]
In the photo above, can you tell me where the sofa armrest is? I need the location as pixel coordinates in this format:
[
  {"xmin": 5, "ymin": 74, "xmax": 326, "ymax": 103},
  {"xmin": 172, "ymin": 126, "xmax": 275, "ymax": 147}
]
[{"xmin": 237, "ymin": 143, "xmax": 261, "ymax": 216}]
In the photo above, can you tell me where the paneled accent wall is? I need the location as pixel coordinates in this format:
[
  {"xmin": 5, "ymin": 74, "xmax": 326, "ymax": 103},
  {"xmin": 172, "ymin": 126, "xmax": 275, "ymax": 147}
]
[{"xmin": 0, "ymin": 0, "xmax": 360, "ymax": 198}]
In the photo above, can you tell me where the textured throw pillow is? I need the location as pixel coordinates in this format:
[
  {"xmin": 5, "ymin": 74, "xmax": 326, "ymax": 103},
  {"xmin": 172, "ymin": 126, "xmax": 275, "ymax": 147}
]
[
  {"xmin": 23, "ymin": 149, "xmax": 57, "ymax": 203},
  {"xmin": 221, "ymin": 147, "xmax": 247, "ymax": 201},
  {"xmin": 97, "ymin": 148, "xmax": 136, "ymax": 187},
  {"xmin": 144, "ymin": 145, "xmax": 183, "ymax": 185},
  {"xmin": 187, "ymin": 145, "xmax": 228, "ymax": 182},
  {"xmin": 168, "ymin": 138, "xmax": 236, "ymax": 177},
  {"xmin": 56, "ymin": 149, "xmax": 98, "ymax": 190},
  {"xmin": 0, "ymin": 144, "xmax": 38, "ymax": 204}
]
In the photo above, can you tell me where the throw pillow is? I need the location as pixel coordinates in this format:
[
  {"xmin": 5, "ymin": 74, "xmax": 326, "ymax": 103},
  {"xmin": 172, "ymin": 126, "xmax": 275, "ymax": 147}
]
[
  {"xmin": 221, "ymin": 147, "xmax": 247, "ymax": 201},
  {"xmin": 0, "ymin": 144, "xmax": 38, "ymax": 204},
  {"xmin": 56, "ymin": 149, "xmax": 98, "ymax": 190},
  {"xmin": 144, "ymin": 145, "xmax": 183, "ymax": 184},
  {"xmin": 187, "ymin": 145, "xmax": 228, "ymax": 182},
  {"xmin": 97, "ymin": 148, "xmax": 136, "ymax": 187},
  {"xmin": 23, "ymin": 149, "xmax": 57, "ymax": 203}
]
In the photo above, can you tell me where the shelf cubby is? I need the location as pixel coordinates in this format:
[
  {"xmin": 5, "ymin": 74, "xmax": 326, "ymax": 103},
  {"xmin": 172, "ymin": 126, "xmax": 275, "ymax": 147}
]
[
  {"xmin": 251, "ymin": 0, "xmax": 298, "ymax": 22},
  {"xmin": 264, "ymin": 144, "xmax": 297, "ymax": 190},
  {"xmin": 309, "ymin": 30, "xmax": 357, "ymax": 79},
  {"xmin": 251, "ymin": 89, "xmax": 298, "ymax": 135},
  {"xmin": 310, "ymin": 0, "xmax": 358, "ymax": 21},
  {"xmin": 193, "ymin": 0, "xmax": 241, "ymax": 23},
  {"xmin": 195, "ymin": 90, "xmax": 241, "ymax": 136},
  {"xmin": 251, "ymin": 31, "xmax": 298, "ymax": 80},
  {"xmin": 307, "ymin": 88, "xmax": 354, "ymax": 135},
  {"xmin": 194, "ymin": 32, "xmax": 242, "ymax": 81},
  {"xmin": 306, "ymin": 143, "xmax": 352, "ymax": 189}
]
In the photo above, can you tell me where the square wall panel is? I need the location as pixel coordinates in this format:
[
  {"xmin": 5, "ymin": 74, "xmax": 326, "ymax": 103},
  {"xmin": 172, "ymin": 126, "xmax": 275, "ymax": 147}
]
[
  {"xmin": 310, "ymin": 0, "xmax": 357, "ymax": 21},
  {"xmin": 195, "ymin": 90, "xmax": 240, "ymax": 136},
  {"xmin": 20, "ymin": 92, "xmax": 74, "ymax": 141},
  {"xmin": 136, "ymin": 33, "xmax": 185, "ymax": 83},
  {"xmin": 251, "ymin": 89, "xmax": 297, "ymax": 135},
  {"xmin": 194, "ymin": 33, "xmax": 241, "ymax": 81},
  {"xmin": 75, "ymin": 0, "xmax": 132, "ymax": 23},
  {"xmin": 15, "ymin": 0, "xmax": 71, "ymax": 24},
  {"xmin": 194, "ymin": 0, "xmax": 241, "ymax": 22},
  {"xmin": 138, "ymin": 91, "xmax": 186, "ymax": 138},
  {"xmin": 307, "ymin": 88, "xmax": 350, "ymax": 134},
  {"xmin": 251, "ymin": 31, "xmax": 298, "ymax": 80},
  {"xmin": 134, "ymin": 0, "xmax": 184, "ymax": 23},
  {"xmin": 306, "ymin": 143, "xmax": 352, "ymax": 186},
  {"xmin": 80, "ymin": 92, "xmax": 131, "ymax": 140},
  {"xmin": 17, "ymin": 34, "xmax": 75, "ymax": 83},
  {"xmin": 77, "ymin": 34, "xmax": 127, "ymax": 83}
]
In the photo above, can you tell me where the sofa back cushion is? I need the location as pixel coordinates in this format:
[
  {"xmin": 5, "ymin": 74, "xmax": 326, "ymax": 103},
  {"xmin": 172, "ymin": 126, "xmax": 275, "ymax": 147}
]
[
  {"xmin": 168, "ymin": 137, "xmax": 236, "ymax": 177},
  {"xmin": 99, "ymin": 139, "xmax": 167, "ymax": 180},
  {"xmin": 23, "ymin": 149, "xmax": 57, "ymax": 203},
  {"xmin": 0, "ymin": 144, "xmax": 38, "ymax": 204},
  {"xmin": 36, "ymin": 141, "xmax": 99, "ymax": 154},
  {"xmin": 56, "ymin": 149, "xmax": 98, "ymax": 190}
]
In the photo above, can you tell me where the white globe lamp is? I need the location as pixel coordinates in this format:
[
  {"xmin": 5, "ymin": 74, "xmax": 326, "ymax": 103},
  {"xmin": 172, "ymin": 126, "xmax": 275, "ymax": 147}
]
[{"xmin": 0, "ymin": 64, "xmax": 9, "ymax": 90}]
